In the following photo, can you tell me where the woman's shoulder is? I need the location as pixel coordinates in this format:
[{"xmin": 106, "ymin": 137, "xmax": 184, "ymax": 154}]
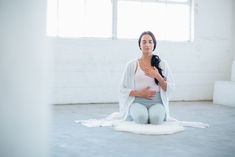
[
  {"xmin": 125, "ymin": 58, "xmax": 138, "ymax": 67},
  {"xmin": 122, "ymin": 58, "xmax": 138, "ymax": 73}
]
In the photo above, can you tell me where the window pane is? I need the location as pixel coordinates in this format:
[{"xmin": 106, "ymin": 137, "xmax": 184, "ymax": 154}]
[
  {"xmin": 57, "ymin": 0, "xmax": 112, "ymax": 38},
  {"xmin": 117, "ymin": 1, "xmax": 166, "ymax": 39},
  {"xmin": 165, "ymin": 4, "xmax": 190, "ymax": 41},
  {"xmin": 46, "ymin": 0, "xmax": 58, "ymax": 36},
  {"xmin": 84, "ymin": 0, "xmax": 112, "ymax": 37},
  {"xmin": 58, "ymin": 0, "xmax": 84, "ymax": 37},
  {"xmin": 117, "ymin": 0, "xmax": 191, "ymax": 41}
]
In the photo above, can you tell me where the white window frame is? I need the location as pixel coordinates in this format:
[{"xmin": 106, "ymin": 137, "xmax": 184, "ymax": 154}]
[{"xmin": 47, "ymin": 0, "xmax": 194, "ymax": 41}]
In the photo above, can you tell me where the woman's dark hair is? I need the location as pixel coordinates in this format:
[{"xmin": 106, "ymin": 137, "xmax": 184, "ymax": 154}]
[
  {"xmin": 138, "ymin": 31, "xmax": 165, "ymax": 85},
  {"xmin": 151, "ymin": 55, "xmax": 165, "ymax": 85}
]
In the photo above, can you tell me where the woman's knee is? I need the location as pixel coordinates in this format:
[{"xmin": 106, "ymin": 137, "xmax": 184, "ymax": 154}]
[
  {"xmin": 130, "ymin": 103, "xmax": 148, "ymax": 124},
  {"xmin": 134, "ymin": 114, "xmax": 148, "ymax": 124},
  {"xmin": 149, "ymin": 104, "xmax": 166, "ymax": 124}
]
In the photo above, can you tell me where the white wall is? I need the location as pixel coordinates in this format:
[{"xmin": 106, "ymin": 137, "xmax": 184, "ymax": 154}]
[
  {"xmin": 233, "ymin": 0, "xmax": 235, "ymax": 60},
  {"xmin": 52, "ymin": 0, "xmax": 235, "ymax": 104},
  {"xmin": 0, "ymin": 0, "xmax": 51, "ymax": 157}
]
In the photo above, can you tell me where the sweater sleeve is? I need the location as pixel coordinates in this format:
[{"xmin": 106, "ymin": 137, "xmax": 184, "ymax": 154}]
[
  {"xmin": 118, "ymin": 60, "xmax": 135, "ymax": 114},
  {"xmin": 160, "ymin": 60, "xmax": 175, "ymax": 98}
]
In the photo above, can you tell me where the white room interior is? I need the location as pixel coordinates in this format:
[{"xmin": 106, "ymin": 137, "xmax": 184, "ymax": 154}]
[
  {"xmin": 0, "ymin": 0, "xmax": 235, "ymax": 157},
  {"xmin": 51, "ymin": 0, "xmax": 235, "ymax": 104}
]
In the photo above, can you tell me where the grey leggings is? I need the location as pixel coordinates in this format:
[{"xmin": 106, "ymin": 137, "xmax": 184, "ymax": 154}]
[{"xmin": 128, "ymin": 93, "xmax": 166, "ymax": 124}]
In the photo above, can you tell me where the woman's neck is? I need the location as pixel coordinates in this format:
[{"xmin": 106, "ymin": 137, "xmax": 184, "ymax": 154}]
[
  {"xmin": 139, "ymin": 55, "xmax": 152, "ymax": 67},
  {"xmin": 140, "ymin": 54, "xmax": 152, "ymax": 62}
]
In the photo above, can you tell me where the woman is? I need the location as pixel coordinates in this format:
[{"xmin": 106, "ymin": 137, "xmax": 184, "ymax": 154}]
[
  {"xmin": 78, "ymin": 31, "xmax": 208, "ymax": 129},
  {"xmin": 119, "ymin": 31, "xmax": 175, "ymax": 124}
]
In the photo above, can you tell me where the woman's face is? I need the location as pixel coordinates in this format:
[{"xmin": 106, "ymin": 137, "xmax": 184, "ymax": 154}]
[{"xmin": 140, "ymin": 34, "xmax": 154, "ymax": 55}]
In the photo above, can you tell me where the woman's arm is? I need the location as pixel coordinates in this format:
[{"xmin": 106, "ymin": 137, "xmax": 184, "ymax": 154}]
[
  {"xmin": 129, "ymin": 90, "xmax": 142, "ymax": 97},
  {"xmin": 154, "ymin": 73, "xmax": 167, "ymax": 91},
  {"xmin": 129, "ymin": 87, "xmax": 156, "ymax": 99},
  {"xmin": 159, "ymin": 60, "xmax": 175, "ymax": 96}
]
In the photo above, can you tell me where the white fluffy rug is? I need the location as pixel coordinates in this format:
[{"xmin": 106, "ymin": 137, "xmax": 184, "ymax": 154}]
[
  {"xmin": 76, "ymin": 113, "xmax": 209, "ymax": 135},
  {"xmin": 113, "ymin": 121, "xmax": 185, "ymax": 135}
]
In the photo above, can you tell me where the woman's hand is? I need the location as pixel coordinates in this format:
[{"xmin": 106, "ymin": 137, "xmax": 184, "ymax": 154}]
[
  {"xmin": 129, "ymin": 87, "xmax": 156, "ymax": 99},
  {"xmin": 143, "ymin": 66, "xmax": 160, "ymax": 78},
  {"xmin": 143, "ymin": 67, "xmax": 168, "ymax": 92},
  {"xmin": 141, "ymin": 87, "xmax": 156, "ymax": 99}
]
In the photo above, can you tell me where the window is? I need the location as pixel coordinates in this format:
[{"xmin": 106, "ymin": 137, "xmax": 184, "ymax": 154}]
[
  {"xmin": 47, "ymin": 0, "xmax": 194, "ymax": 41},
  {"xmin": 117, "ymin": 0, "xmax": 193, "ymax": 41},
  {"xmin": 47, "ymin": 0, "xmax": 112, "ymax": 38}
]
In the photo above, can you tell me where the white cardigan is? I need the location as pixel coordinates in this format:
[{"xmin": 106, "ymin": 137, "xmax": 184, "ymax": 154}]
[{"xmin": 119, "ymin": 58, "xmax": 175, "ymax": 121}]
